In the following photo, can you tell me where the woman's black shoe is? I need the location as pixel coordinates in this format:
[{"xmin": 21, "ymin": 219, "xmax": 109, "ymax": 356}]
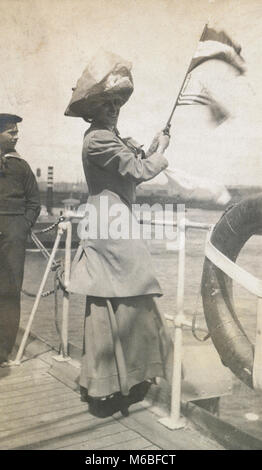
[
  {"xmin": 80, "ymin": 386, "xmax": 89, "ymax": 403},
  {"xmin": 120, "ymin": 406, "xmax": 129, "ymax": 417},
  {"xmin": 127, "ymin": 381, "xmax": 151, "ymax": 406},
  {"xmin": 120, "ymin": 396, "xmax": 129, "ymax": 416},
  {"xmin": 88, "ymin": 392, "xmax": 128, "ymax": 418},
  {"xmin": 82, "ymin": 382, "xmax": 151, "ymax": 417}
]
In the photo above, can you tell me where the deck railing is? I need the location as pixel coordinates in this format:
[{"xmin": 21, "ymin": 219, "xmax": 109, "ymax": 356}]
[
  {"xmin": 14, "ymin": 214, "xmax": 217, "ymax": 430},
  {"xmin": 14, "ymin": 221, "xmax": 72, "ymax": 364},
  {"xmin": 145, "ymin": 215, "xmax": 212, "ymax": 430}
]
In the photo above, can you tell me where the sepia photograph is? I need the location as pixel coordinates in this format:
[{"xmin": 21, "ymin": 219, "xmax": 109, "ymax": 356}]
[{"xmin": 0, "ymin": 0, "xmax": 262, "ymax": 455}]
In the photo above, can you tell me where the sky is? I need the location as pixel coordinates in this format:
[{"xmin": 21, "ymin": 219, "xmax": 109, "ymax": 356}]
[{"xmin": 0, "ymin": 0, "xmax": 262, "ymax": 185}]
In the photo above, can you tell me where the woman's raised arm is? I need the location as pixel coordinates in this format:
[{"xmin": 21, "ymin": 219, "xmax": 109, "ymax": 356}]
[{"xmin": 85, "ymin": 129, "xmax": 169, "ymax": 184}]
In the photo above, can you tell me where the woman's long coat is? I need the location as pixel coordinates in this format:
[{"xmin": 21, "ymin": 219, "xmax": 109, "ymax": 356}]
[{"xmin": 69, "ymin": 124, "xmax": 168, "ymax": 298}]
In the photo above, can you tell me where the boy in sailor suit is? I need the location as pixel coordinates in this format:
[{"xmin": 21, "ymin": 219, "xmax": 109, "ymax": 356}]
[{"xmin": 0, "ymin": 114, "xmax": 40, "ymax": 366}]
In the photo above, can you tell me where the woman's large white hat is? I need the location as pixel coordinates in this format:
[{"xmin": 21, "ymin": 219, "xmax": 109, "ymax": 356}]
[{"xmin": 65, "ymin": 50, "xmax": 133, "ymax": 118}]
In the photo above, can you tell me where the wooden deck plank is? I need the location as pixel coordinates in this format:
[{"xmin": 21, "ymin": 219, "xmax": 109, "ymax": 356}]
[
  {"xmin": 103, "ymin": 437, "xmax": 153, "ymax": 450},
  {"xmin": 0, "ymin": 386, "xmax": 75, "ymax": 412},
  {"xmin": 0, "ymin": 404, "xmax": 88, "ymax": 432},
  {"xmin": 114, "ymin": 403, "xmax": 224, "ymax": 450},
  {"xmin": 0, "ymin": 410, "xmax": 94, "ymax": 443},
  {"xmin": 1, "ymin": 418, "xmax": 96, "ymax": 449},
  {"xmin": 143, "ymin": 445, "xmax": 161, "ymax": 450},
  {"xmin": 0, "ymin": 354, "xmax": 225, "ymax": 451},
  {"xmin": 36, "ymin": 351, "xmax": 57, "ymax": 365},
  {"xmin": 0, "ymin": 382, "xmax": 67, "ymax": 406},
  {"xmin": 58, "ymin": 430, "xmax": 139, "ymax": 451},
  {"xmin": 0, "ymin": 359, "xmax": 48, "ymax": 377},
  {"xmin": 0, "ymin": 408, "xmax": 124, "ymax": 450},
  {"xmin": 0, "ymin": 379, "xmax": 64, "ymax": 398},
  {"xmin": 0, "ymin": 375, "xmax": 54, "ymax": 393},
  {"xmin": 41, "ymin": 422, "xmax": 127, "ymax": 450},
  {"xmin": 0, "ymin": 395, "xmax": 86, "ymax": 422},
  {"xmin": 0, "ymin": 371, "xmax": 49, "ymax": 386}
]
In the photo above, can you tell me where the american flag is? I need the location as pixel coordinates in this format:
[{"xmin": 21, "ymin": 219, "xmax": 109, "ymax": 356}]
[{"xmin": 177, "ymin": 26, "xmax": 245, "ymax": 124}]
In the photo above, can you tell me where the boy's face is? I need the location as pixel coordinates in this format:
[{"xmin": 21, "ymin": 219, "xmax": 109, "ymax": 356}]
[{"xmin": 0, "ymin": 123, "xmax": 18, "ymax": 153}]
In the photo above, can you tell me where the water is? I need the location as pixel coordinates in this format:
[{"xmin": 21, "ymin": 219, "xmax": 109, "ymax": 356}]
[{"xmin": 20, "ymin": 208, "xmax": 262, "ymax": 440}]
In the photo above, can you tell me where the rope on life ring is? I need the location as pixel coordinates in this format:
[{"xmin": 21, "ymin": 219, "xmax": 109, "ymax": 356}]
[{"xmin": 201, "ymin": 194, "xmax": 262, "ymax": 389}]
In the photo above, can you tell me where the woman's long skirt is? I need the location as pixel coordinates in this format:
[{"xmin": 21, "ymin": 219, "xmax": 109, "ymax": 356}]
[{"xmin": 79, "ymin": 295, "xmax": 172, "ymax": 398}]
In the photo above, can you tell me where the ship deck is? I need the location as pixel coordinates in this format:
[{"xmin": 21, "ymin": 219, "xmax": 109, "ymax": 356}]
[{"xmin": 0, "ymin": 342, "xmax": 224, "ymax": 451}]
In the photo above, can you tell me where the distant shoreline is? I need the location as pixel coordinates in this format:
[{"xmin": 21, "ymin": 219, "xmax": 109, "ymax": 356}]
[{"xmin": 39, "ymin": 185, "xmax": 262, "ymax": 212}]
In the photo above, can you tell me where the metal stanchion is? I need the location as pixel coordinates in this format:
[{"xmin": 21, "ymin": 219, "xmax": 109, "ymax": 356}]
[
  {"xmin": 14, "ymin": 225, "xmax": 64, "ymax": 365},
  {"xmin": 159, "ymin": 213, "xmax": 187, "ymax": 429},
  {"xmin": 53, "ymin": 221, "xmax": 72, "ymax": 362}
]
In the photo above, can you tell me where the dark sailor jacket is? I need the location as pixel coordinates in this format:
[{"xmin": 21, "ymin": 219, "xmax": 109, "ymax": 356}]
[{"xmin": 0, "ymin": 151, "xmax": 40, "ymax": 226}]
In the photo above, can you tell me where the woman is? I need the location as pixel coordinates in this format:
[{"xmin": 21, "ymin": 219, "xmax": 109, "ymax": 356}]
[{"xmin": 67, "ymin": 58, "xmax": 172, "ymax": 417}]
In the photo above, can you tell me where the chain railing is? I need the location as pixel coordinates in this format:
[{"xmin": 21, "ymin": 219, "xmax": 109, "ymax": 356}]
[{"xmin": 14, "ymin": 220, "xmax": 72, "ymax": 365}]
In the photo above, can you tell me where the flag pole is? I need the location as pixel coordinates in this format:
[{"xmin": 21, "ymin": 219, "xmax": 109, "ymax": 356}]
[{"xmin": 163, "ymin": 23, "xmax": 208, "ymax": 135}]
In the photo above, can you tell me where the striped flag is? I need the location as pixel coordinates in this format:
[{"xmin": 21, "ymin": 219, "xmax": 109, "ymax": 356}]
[
  {"xmin": 189, "ymin": 26, "xmax": 245, "ymax": 74},
  {"xmin": 177, "ymin": 26, "xmax": 245, "ymax": 124}
]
